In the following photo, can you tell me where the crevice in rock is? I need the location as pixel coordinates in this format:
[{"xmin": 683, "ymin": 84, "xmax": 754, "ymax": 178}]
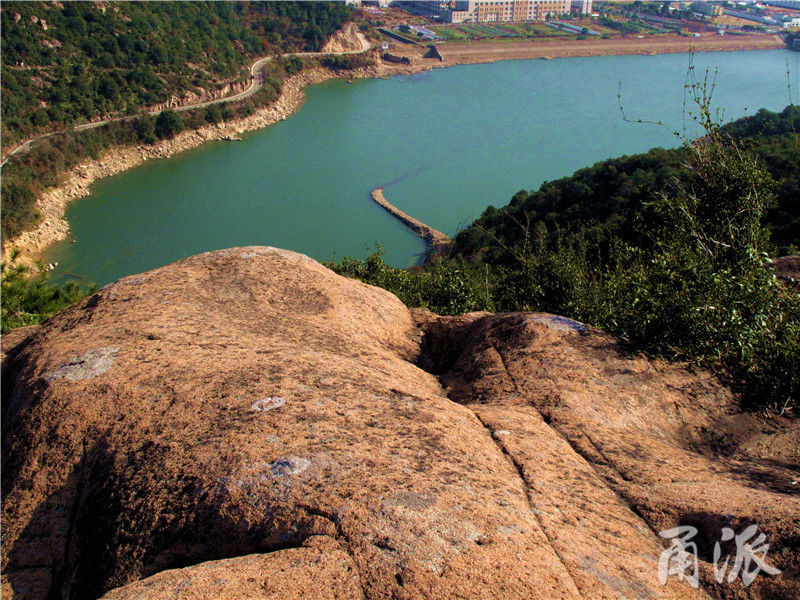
[
  {"xmin": 47, "ymin": 439, "xmax": 91, "ymax": 600},
  {"xmin": 472, "ymin": 410, "xmax": 583, "ymax": 596},
  {"xmin": 411, "ymin": 313, "xmax": 667, "ymax": 597},
  {"xmin": 411, "ymin": 315, "xmax": 586, "ymax": 593},
  {"xmin": 492, "ymin": 343, "xmax": 520, "ymax": 395},
  {"xmin": 295, "ymin": 503, "xmax": 371, "ymax": 600},
  {"xmin": 493, "ymin": 342, "xmax": 672, "ymax": 550},
  {"xmin": 570, "ymin": 426, "xmax": 665, "ymax": 542}
]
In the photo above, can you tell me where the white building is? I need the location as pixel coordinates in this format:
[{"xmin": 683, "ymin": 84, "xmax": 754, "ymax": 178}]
[
  {"xmin": 404, "ymin": 1, "xmax": 571, "ymax": 23},
  {"xmin": 571, "ymin": 0, "xmax": 593, "ymax": 15}
]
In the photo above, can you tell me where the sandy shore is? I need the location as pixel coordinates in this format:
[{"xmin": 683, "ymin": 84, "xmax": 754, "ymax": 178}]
[{"xmin": 2, "ymin": 33, "xmax": 788, "ymax": 266}]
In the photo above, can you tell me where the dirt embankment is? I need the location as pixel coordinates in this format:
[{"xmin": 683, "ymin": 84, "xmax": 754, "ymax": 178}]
[
  {"xmin": 152, "ymin": 79, "xmax": 251, "ymax": 113},
  {"xmin": 436, "ymin": 32, "xmax": 785, "ymax": 63},
  {"xmin": 322, "ymin": 22, "xmax": 371, "ymax": 53}
]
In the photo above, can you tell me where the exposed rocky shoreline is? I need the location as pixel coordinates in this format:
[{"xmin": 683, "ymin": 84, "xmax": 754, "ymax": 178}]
[
  {"xmin": 2, "ymin": 68, "xmax": 341, "ymax": 265},
  {"xmin": 1, "ymin": 57, "xmax": 430, "ymax": 267}
]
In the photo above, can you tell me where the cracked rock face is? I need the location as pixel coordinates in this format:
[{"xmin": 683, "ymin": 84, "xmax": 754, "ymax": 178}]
[{"xmin": 1, "ymin": 247, "xmax": 797, "ymax": 600}]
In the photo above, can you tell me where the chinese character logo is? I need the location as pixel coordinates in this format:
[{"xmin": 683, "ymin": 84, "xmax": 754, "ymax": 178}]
[
  {"xmin": 658, "ymin": 523, "xmax": 781, "ymax": 588},
  {"xmin": 713, "ymin": 524, "xmax": 782, "ymax": 586},
  {"xmin": 659, "ymin": 526, "xmax": 700, "ymax": 588}
]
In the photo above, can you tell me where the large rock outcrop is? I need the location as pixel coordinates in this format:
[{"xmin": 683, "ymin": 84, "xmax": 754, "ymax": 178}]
[
  {"xmin": 321, "ymin": 22, "xmax": 371, "ymax": 54},
  {"xmin": 2, "ymin": 247, "xmax": 797, "ymax": 600}
]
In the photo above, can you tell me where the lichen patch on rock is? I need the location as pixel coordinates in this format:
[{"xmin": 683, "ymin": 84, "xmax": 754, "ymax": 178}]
[
  {"xmin": 269, "ymin": 456, "xmax": 311, "ymax": 477},
  {"xmin": 42, "ymin": 346, "xmax": 119, "ymax": 382},
  {"xmin": 250, "ymin": 396, "xmax": 286, "ymax": 411}
]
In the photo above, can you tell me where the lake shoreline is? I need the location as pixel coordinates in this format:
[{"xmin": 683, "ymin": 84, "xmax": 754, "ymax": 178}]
[{"xmin": 3, "ymin": 33, "xmax": 787, "ymax": 268}]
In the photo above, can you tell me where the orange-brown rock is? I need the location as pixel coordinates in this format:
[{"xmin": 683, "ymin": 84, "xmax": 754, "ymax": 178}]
[
  {"xmin": 1, "ymin": 247, "xmax": 796, "ymax": 600},
  {"xmin": 773, "ymin": 255, "xmax": 800, "ymax": 292},
  {"xmin": 422, "ymin": 311, "xmax": 800, "ymax": 600}
]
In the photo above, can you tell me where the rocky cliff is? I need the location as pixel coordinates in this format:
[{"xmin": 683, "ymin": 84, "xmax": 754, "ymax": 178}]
[
  {"xmin": 321, "ymin": 22, "xmax": 371, "ymax": 54},
  {"xmin": 1, "ymin": 248, "xmax": 797, "ymax": 600}
]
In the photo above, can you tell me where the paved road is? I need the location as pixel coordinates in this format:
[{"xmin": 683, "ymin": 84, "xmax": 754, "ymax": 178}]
[{"xmin": 1, "ymin": 43, "xmax": 371, "ymax": 167}]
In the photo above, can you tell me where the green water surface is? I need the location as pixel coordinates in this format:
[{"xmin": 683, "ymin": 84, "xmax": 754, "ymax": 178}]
[{"xmin": 44, "ymin": 49, "xmax": 798, "ymax": 286}]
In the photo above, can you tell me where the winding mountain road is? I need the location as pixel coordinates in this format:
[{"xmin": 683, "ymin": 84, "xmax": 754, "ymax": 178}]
[{"xmin": 1, "ymin": 37, "xmax": 371, "ymax": 167}]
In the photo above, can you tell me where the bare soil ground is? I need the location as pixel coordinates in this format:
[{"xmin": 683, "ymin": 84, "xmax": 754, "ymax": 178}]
[{"xmin": 436, "ymin": 33, "xmax": 785, "ymax": 63}]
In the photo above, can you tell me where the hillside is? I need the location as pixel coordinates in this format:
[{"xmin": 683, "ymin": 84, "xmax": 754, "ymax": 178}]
[
  {"xmin": 0, "ymin": 1, "xmax": 354, "ymax": 144},
  {"xmin": 453, "ymin": 105, "xmax": 800, "ymax": 263},
  {"xmin": 0, "ymin": 1, "xmax": 358, "ymax": 242},
  {"xmin": 331, "ymin": 106, "xmax": 800, "ymax": 413}
]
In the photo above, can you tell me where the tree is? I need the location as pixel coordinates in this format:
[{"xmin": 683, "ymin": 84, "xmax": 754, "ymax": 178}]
[
  {"xmin": 1, "ymin": 259, "xmax": 95, "ymax": 333},
  {"xmin": 585, "ymin": 72, "xmax": 798, "ymax": 411},
  {"xmin": 133, "ymin": 114, "xmax": 157, "ymax": 144},
  {"xmin": 154, "ymin": 110, "xmax": 184, "ymax": 139}
]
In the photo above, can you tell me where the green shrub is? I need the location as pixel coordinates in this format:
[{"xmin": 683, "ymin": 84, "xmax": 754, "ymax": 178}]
[
  {"xmin": 575, "ymin": 110, "xmax": 799, "ymax": 410},
  {"xmin": 1, "ymin": 181, "xmax": 40, "ymax": 240},
  {"xmin": 1, "ymin": 259, "xmax": 95, "ymax": 333},
  {"xmin": 154, "ymin": 110, "xmax": 184, "ymax": 139},
  {"xmin": 327, "ymin": 247, "xmax": 491, "ymax": 315}
]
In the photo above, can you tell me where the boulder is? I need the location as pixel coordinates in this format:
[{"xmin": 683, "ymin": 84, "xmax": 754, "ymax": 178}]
[
  {"xmin": 1, "ymin": 248, "xmax": 796, "ymax": 600},
  {"xmin": 422, "ymin": 311, "xmax": 800, "ymax": 600},
  {"xmin": 773, "ymin": 255, "xmax": 800, "ymax": 292}
]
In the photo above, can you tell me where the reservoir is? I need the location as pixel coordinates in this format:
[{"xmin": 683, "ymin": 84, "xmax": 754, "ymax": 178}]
[{"xmin": 44, "ymin": 49, "xmax": 798, "ymax": 286}]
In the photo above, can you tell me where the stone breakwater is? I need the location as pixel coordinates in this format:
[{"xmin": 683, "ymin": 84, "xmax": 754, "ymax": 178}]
[{"xmin": 370, "ymin": 188, "xmax": 452, "ymax": 260}]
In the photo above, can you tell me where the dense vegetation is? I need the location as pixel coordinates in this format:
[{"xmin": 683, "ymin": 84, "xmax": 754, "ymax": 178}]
[
  {"xmin": 1, "ymin": 253, "xmax": 96, "ymax": 334},
  {"xmin": 1, "ymin": 1, "xmax": 354, "ymax": 143},
  {"xmin": 1, "ymin": 1, "xmax": 357, "ymax": 242},
  {"xmin": 331, "ymin": 105, "xmax": 800, "ymax": 413},
  {"xmin": 454, "ymin": 105, "xmax": 800, "ymax": 262}
]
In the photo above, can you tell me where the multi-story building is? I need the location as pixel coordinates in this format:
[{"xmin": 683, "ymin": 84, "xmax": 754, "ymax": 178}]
[
  {"xmin": 473, "ymin": 0, "xmax": 571, "ymax": 21},
  {"xmin": 571, "ymin": 0, "xmax": 593, "ymax": 15},
  {"xmin": 403, "ymin": 1, "xmax": 571, "ymax": 23}
]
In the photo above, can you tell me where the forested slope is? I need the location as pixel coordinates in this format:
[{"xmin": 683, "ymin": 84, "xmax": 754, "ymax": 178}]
[
  {"xmin": 1, "ymin": 1, "xmax": 354, "ymax": 144},
  {"xmin": 453, "ymin": 105, "xmax": 800, "ymax": 263}
]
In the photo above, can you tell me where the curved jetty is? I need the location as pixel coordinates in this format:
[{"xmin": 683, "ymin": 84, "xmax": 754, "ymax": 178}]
[{"xmin": 370, "ymin": 187, "xmax": 452, "ymax": 259}]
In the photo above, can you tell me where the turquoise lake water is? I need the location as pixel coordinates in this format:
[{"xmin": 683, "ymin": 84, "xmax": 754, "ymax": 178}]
[{"xmin": 44, "ymin": 49, "xmax": 798, "ymax": 286}]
